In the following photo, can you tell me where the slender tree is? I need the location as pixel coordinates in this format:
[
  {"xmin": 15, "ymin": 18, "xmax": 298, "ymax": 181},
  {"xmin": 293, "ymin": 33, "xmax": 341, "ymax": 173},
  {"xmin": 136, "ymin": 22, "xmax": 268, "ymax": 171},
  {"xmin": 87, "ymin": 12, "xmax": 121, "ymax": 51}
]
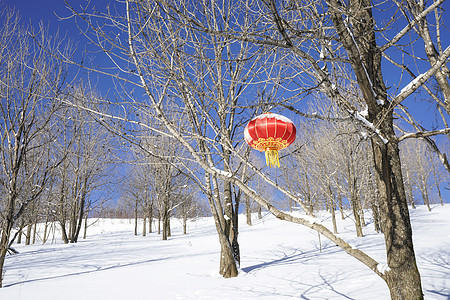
[{"xmin": 0, "ymin": 9, "xmax": 71, "ymax": 287}]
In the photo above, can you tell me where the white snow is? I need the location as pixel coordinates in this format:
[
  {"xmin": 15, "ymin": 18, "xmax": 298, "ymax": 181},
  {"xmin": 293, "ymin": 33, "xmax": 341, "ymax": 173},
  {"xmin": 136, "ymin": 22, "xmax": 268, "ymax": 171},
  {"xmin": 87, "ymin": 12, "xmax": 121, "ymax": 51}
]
[
  {"xmin": 252, "ymin": 113, "xmax": 294, "ymax": 124},
  {"xmin": 376, "ymin": 99, "xmax": 384, "ymax": 106},
  {"xmin": 354, "ymin": 111, "xmax": 389, "ymax": 144},
  {"xmin": 211, "ymin": 166, "xmax": 233, "ymax": 178},
  {"xmin": 377, "ymin": 263, "xmax": 391, "ymax": 275},
  {"xmin": 320, "ymin": 46, "xmax": 327, "ymax": 59},
  {"xmin": 359, "ymin": 106, "xmax": 368, "ymax": 118},
  {"xmin": 398, "ymin": 73, "xmax": 425, "ymax": 96},
  {"xmin": 2, "ymin": 205, "xmax": 450, "ymax": 299}
]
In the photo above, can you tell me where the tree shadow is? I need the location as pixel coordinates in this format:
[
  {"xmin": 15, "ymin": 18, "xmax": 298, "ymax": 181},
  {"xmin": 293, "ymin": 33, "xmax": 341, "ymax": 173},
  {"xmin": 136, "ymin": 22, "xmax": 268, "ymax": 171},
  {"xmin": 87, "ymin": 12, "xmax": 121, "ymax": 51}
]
[
  {"xmin": 241, "ymin": 245, "xmax": 340, "ymax": 274},
  {"xmin": 3, "ymin": 256, "xmax": 169, "ymax": 288},
  {"xmin": 419, "ymin": 248, "xmax": 450, "ymax": 299}
]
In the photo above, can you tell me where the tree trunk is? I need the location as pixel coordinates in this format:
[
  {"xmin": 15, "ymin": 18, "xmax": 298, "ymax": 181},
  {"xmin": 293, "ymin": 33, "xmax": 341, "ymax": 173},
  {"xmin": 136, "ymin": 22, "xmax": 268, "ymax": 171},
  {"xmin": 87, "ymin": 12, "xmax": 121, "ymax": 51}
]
[
  {"xmin": 60, "ymin": 221, "xmax": 69, "ymax": 244},
  {"xmin": 43, "ymin": 220, "xmax": 49, "ymax": 244},
  {"xmin": 17, "ymin": 229, "xmax": 23, "ymax": 244},
  {"xmin": 329, "ymin": 0, "xmax": 424, "ymax": 296},
  {"xmin": 162, "ymin": 212, "xmax": 169, "ymax": 240},
  {"xmin": 328, "ymin": 185, "xmax": 338, "ymax": 234},
  {"xmin": 162, "ymin": 194, "xmax": 170, "ymax": 240},
  {"xmin": 157, "ymin": 217, "xmax": 161, "ymax": 235},
  {"xmin": 246, "ymin": 196, "xmax": 252, "ymax": 226},
  {"xmin": 359, "ymin": 200, "xmax": 366, "ymax": 227},
  {"xmin": 148, "ymin": 205, "xmax": 153, "ymax": 233},
  {"xmin": 404, "ymin": 169, "xmax": 416, "ymax": 209},
  {"xmin": 142, "ymin": 215, "xmax": 147, "ymax": 237},
  {"xmin": 204, "ymin": 171, "xmax": 239, "ymax": 278},
  {"xmin": 338, "ymin": 195, "xmax": 345, "ymax": 220},
  {"xmin": 419, "ymin": 178, "xmax": 431, "ymax": 212},
  {"xmin": 32, "ymin": 222, "xmax": 37, "ymax": 244},
  {"xmin": 25, "ymin": 224, "xmax": 32, "ymax": 245},
  {"xmin": 59, "ymin": 188, "xmax": 69, "ymax": 243},
  {"xmin": 0, "ymin": 210, "xmax": 15, "ymax": 288},
  {"xmin": 219, "ymin": 242, "xmax": 239, "ymax": 278},
  {"xmin": 134, "ymin": 200, "xmax": 138, "ymax": 236},
  {"xmin": 83, "ymin": 211, "xmax": 88, "ymax": 240},
  {"xmin": 431, "ymin": 160, "xmax": 444, "ymax": 206},
  {"xmin": 372, "ymin": 203, "xmax": 381, "ymax": 233},
  {"xmin": 331, "ymin": 201, "xmax": 338, "ymax": 234},
  {"xmin": 351, "ymin": 198, "xmax": 364, "ymax": 237},
  {"xmin": 371, "ymin": 136, "xmax": 424, "ymax": 300}
]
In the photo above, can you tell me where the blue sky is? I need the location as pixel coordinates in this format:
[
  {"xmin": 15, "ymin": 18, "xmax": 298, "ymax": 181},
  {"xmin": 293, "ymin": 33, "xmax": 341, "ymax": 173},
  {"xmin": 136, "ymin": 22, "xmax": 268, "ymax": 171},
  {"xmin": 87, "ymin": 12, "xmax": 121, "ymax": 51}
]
[
  {"xmin": 11, "ymin": 0, "xmax": 448, "ymax": 125},
  {"xmin": 8, "ymin": 0, "xmax": 449, "ymax": 203}
]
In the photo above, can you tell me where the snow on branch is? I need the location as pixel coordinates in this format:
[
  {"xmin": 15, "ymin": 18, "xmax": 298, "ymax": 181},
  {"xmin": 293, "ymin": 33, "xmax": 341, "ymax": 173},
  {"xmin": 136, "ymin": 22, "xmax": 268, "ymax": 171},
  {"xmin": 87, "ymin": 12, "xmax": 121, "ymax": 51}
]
[
  {"xmin": 394, "ymin": 46, "xmax": 450, "ymax": 104},
  {"xmin": 380, "ymin": 0, "xmax": 446, "ymax": 52},
  {"xmin": 211, "ymin": 166, "xmax": 233, "ymax": 178},
  {"xmin": 352, "ymin": 110, "xmax": 389, "ymax": 144},
  {"xmin": 398, "ymin": 128, "xmax": 450, "ymax": 142}
]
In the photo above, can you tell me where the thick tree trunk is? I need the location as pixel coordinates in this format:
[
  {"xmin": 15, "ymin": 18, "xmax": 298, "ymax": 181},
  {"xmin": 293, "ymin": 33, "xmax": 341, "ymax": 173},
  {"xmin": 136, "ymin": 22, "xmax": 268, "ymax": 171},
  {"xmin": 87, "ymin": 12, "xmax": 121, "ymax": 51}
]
[
  {"xmin": 327, "ymin": 0, "xmax": 425, "ymax": 296},
  {"xmin": 371, "ymin": 135, "xmax": 423, "ymax": 300},
  {"xmin": 219, "ymin": 240, "xmax": 239, "ymax": 278},
  {"xmin": 220, "ymin": 180, "xmax": 240, "ymax": 269},
  {"xmin": 204, "ymin": 170, "xmax": 239, "ymax": 278}
]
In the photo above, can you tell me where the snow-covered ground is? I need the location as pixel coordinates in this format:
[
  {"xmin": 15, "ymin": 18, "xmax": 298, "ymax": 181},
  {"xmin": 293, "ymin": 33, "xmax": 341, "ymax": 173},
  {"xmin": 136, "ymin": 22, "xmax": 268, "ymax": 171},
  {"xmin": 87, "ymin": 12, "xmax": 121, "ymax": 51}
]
[{"xmin": 1, "ymin": 205, "xmax": 449, "ymax": 299}]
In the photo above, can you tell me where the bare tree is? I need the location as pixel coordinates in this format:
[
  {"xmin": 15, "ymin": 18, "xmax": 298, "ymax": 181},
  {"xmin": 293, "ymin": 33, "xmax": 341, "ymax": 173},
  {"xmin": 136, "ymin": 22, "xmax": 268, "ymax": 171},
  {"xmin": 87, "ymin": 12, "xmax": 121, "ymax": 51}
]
[
  {"xmin": 0, "ymin": 9, "xmax": 72, "ymax": 287},
  {"xmin": 63, "ymin": 0, "xmax": 450, "ymax": 298},
  {"xmin": 52, "ymin": 89, "xmax": 113, "ymax": 243}
]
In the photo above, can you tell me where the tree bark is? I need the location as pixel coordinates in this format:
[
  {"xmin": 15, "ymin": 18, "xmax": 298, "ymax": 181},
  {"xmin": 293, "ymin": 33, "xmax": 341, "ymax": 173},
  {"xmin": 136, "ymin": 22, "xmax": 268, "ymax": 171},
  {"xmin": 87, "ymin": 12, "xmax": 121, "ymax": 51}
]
[
  {"xmin": 371, "ymin": 136, "xmax": 423, "ymax": 299},
  {"xmin": 327, "ymin": 0, "xmax": 425, "ymax": 297},
  {"xmin": 245, "ymin": 196, "xmax": 252, "ymax": 226},
  {"xmin": 142, "ymin": 215, "xmax": 147, "ymax": 237},
  {"xmin": 25, "ymin": 224, "xmax": 32, "ymax": 245},
  {"xmin": 134, "ymin": 200, "xmax": 138, "ymax": 236}
]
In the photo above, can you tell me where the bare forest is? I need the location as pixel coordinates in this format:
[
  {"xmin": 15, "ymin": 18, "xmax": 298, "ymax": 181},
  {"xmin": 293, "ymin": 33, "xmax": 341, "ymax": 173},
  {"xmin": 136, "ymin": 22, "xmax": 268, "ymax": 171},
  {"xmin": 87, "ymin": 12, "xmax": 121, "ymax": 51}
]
[{"xmin": 1, "ymin": 1, "xmax": 449, "ymax": 299}]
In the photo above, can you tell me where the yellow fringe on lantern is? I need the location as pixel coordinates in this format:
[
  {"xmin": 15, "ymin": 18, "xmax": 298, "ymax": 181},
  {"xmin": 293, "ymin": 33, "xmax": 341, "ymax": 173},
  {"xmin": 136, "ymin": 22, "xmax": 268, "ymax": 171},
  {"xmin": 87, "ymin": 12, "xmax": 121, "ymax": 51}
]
[{"xmin": 265, "ymin": 148, "xmax": 280, "ymax": 168}]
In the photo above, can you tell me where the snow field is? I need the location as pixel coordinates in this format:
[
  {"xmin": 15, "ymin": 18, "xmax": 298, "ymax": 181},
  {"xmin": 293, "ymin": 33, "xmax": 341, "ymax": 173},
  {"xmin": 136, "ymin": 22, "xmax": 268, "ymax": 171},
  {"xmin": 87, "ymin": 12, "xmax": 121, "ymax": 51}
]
[{"xmin": 1, "ymin": 205, "xmax": 449, "ymax": 299}]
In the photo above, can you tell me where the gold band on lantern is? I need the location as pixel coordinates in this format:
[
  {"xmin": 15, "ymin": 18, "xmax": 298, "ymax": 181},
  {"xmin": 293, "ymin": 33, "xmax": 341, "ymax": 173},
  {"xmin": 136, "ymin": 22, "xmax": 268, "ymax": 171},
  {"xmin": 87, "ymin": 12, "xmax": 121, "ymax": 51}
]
[{"xmin": 252, "ymin": 137, "xmax": 289, "ymax": 152}]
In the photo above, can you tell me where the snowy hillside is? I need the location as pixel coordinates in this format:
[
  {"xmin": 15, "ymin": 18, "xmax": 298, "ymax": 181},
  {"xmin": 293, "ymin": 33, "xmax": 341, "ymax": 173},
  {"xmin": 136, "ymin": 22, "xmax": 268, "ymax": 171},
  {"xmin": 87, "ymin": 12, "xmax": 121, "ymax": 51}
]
[{"xmin": 2, "ymin": 205, "xmax": 449, "ymax": 299}]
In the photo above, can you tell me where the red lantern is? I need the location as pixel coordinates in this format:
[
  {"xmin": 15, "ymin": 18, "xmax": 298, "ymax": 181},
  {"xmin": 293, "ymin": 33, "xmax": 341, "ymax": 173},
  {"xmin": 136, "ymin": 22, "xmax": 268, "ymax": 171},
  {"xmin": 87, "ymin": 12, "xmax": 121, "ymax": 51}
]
[{"xmin": 244, "ymin": 112, "xmax": 296, "ymax": 167}]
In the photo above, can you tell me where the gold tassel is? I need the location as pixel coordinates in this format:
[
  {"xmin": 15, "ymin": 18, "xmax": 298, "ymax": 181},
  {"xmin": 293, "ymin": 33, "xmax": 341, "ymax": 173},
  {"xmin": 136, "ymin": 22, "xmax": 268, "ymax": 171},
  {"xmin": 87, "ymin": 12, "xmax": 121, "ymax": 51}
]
[{"xmin": 265, "ymin": 148, "xmax": 280, "ymax": 168}]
